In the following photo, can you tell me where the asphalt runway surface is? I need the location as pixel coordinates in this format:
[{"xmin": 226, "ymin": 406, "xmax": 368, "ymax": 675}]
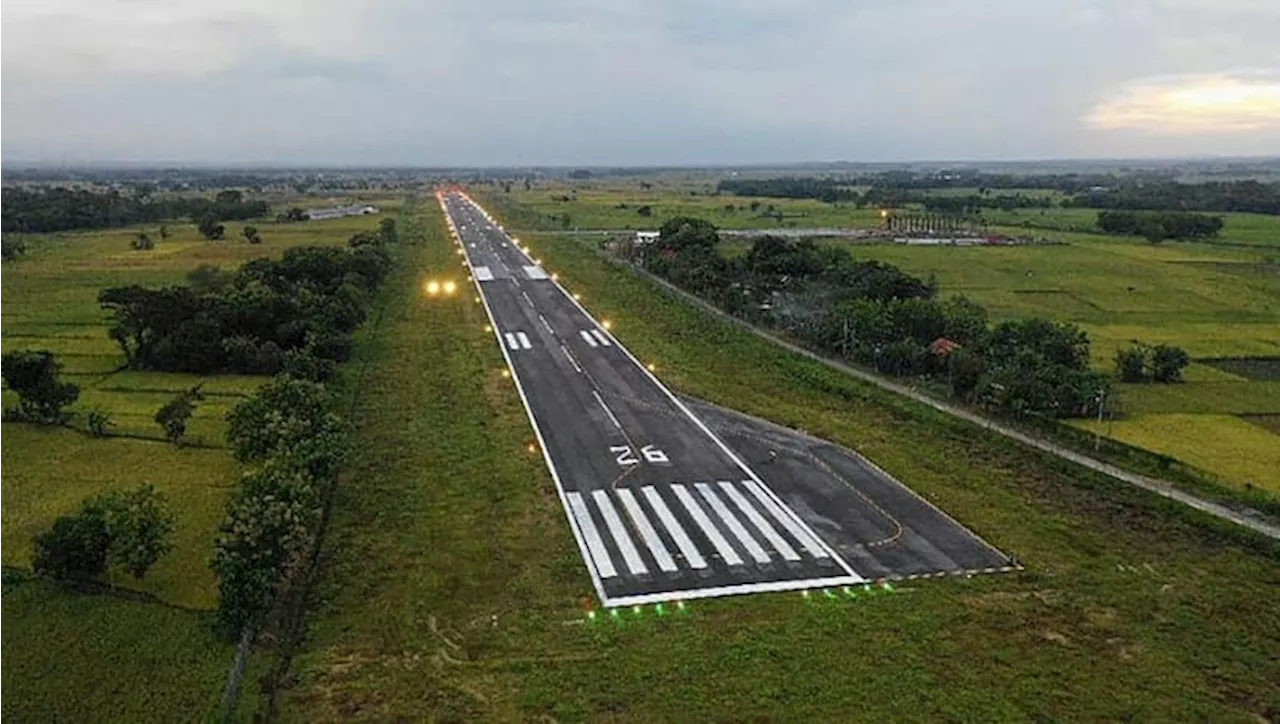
[{"xmin": 438, "ymin": 191, "xmax": 1010, "ymax": 606}]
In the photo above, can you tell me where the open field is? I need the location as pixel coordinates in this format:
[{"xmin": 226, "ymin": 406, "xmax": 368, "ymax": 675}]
[
  {"xmin": 1, "ymin": 574, "xmax": 254, "ymax": 722},
  {"xmin": 1, "ymin": 204, "xmax": 395, "ymax": 721},
  {"xmin": 276, "ymin": 201, "xmax": 1280, "ymax": 722}
]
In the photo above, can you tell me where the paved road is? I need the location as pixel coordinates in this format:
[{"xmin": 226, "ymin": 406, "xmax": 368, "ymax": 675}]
[{"xmin": 439, "ymin": 191, "xmax": 865, "ymax": 606}]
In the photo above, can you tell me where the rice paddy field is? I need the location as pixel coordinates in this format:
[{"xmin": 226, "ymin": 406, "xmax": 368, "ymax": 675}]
[
  {"xmin": 484, "ymin": 182, "xmax": 1280, "ymax": 495},
  {"xmin": 1, "ymin": 203, "xmax": 398, "ymax": 721}
]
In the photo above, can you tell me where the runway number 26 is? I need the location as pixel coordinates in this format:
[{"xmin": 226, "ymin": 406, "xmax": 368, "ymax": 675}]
[{"xmin": 610, "ymin": 444, "xmax": 669, "ymax": 466}]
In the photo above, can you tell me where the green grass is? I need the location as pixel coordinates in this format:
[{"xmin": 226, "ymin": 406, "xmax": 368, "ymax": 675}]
[
  {"xmin": 1, "ymin": 574, "xmax": 250, "ymax": 723},
  {"xmin": 276, "ymin": 200, "xmax": 1280, "ymax": 722}
]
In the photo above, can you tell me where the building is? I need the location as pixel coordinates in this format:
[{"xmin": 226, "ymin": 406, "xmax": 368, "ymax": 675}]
[
  {"xmin": 635, "ymin": 231, "xmax": 660, "ymax": 244},
  {"xmin": 303, "ymin": 204, "xmax": 379, "ymax": 221}
]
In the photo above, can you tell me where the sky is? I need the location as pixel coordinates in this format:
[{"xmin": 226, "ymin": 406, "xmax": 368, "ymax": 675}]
[{"xmin": 2, "ymin": 0, "xmax": 1279, "ymax": 166}]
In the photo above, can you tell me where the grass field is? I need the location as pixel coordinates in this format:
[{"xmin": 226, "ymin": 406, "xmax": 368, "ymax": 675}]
[
  {"xmin": 275, "ymin": 200, "xmax": 1280, "ymax": 722},
  {"xmin": 1, "ymin": 204, "xmax": 395, "ymax": 721}
]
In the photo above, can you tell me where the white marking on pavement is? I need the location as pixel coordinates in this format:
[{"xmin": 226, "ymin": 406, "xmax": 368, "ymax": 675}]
[
  {"xmin": 566, "ymin": 492, "xmax": 617, "ymax": 579},
  {"xmin": 592, "ymin": 490, "xmax": 647, "ymax": 576},
  {"xmin": 524, "ymin": 265, "xmax": 549, "ymax": 280},
  {"xmin": 672, "ymin": 484, "xmax": 743, "ymax": 566},
  {"xmin": 592, "ymin": 390, "xmax": 623, "ymax": 431},
  {"xmin": 539, "ymin": 315, "xmax": 555, "ymax": 334},
  {"xmin": 474, "ymin": 266, "xmax": 493, "ymax": 281},
  {"xmin": 741, "ymin": 480, "xmax": 830, "ymax": 559},
  {"xmin": 696, "ymin": 483, "xmax": 770, "ymax": 565},
  {"xmin": 642, "ymin": 486, "xmax": 707, "ymax": 569},
  {"xmin": 616, "ymin": 488, "xmax": 677, "ymax": 573},
  {"xmin": 516, "ymin": 332, "xmax": 532, "ymax": 349},
  {"xmin": 591, "ymin": 329, "xmax": 613, "ymax": 347},
  {"xmin": 504, "ymin": 333, "xmax": 519, "ymax": 350},
  {"xmin": 718, "ymin": 481, "xmax": 800, "ymax": 562},
  {"xmin": 560, "ymin": 345, "xmax": 583, "ymax": 373},
  {"xmin": 521, "ymin": 291, "xmax": 534, "ymax": 306},
  {"xmin": 579, "ymin": 330, "xmax": 599, "ymax": 348}
]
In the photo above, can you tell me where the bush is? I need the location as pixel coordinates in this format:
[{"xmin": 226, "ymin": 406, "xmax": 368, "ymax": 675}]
[
  {"xmin": 1, "ymin": 350, "xmax": 80, "ymax": 424},
  {"xmin": 1115, "ymin": 344, "xmax": 1149, "ymax": 382},
  {"xmin": 225, "ymin": 375, "xmax": 337, "ymax": 462},
  {"xmin": 155, "ymin": 385, "xmax": 204, "ymax": 443},
  {"xmin": 87, "ymin": 409, "xmax": 113, "ymax": 437},
  {"xmin": 98, "ymin": 485, "xmax": 175, "ymax": 579},
  {"xmin": 1150, "ymin": 344, "xmax": 1190, "ymax": 383},
  {"xmin": 32, "ymin": 507, "xmax": 111, "ymax": 581}
]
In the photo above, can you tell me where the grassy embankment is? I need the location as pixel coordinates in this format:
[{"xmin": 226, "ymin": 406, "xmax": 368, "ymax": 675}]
[
  {"xmin": 1, "ymin": 205, "xmax": 397, "ymax": 721},
  {"xmin": 276, "ymin": 199, "xmax": 1280, "ymax": 722}
]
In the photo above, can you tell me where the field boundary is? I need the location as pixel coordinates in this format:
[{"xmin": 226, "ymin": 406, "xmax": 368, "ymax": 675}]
[{"xmin": 582, "ymin": 250, "xmax": 1280, "ymax": 541}]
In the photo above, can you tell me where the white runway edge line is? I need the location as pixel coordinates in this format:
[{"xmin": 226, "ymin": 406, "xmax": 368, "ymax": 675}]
[
  {"xmin": 456, "ymin": 194, "xmax": 865, "ymax": 582},
  {"xmin": 438, "ymin": 193, "xmax": 611, "ymax": 606},
  {"xmin": 452, "ymin": 193, "xmax": 867, "ymax": 603}
]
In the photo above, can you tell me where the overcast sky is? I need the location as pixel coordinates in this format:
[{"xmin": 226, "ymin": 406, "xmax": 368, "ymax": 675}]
[{"xmin": 3, "ymin": 0, "xmax": 1279, "ymax": 165}]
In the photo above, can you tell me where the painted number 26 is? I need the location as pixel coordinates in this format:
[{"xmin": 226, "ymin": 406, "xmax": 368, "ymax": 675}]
[{"xmin": 610, "ymin": 444, "xmax": 669, "ymax": 466}]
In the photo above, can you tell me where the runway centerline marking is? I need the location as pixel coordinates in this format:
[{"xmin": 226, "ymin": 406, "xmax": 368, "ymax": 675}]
[
  {"xmin": 718, "ymin": 481, "xmax": 800, "ymax": 562},
  {"xmin": 592, "ymin": 390, "xmax": 624, "ymax": 431},
  {"xmin": 566, "ymin": 492, "xmax": 617, "ymax": 579},
  {"xmin": 560, "ymin": 344, "xmax": 584, "ymax": 373},
  {"xmin": 616, "ymin": 488, "xmax": 678, "ymax": 573},
  {"xmin": 672, "ymin": 484, "xmax": 743, "ymax": 567},
  {"xmin": 539, "ymin": 314, "xmax": 555, "ymax": 335},
  {"xmin": 642, "ymin": 486, "xmax": 707, "ymax": 569},
  {"xmin": 593, "ymin": 490, "xmax": 648, "ymax": 576},
  {"xmin": 696, "ymin": 483, "xmax": 770, "ymax": 565}
]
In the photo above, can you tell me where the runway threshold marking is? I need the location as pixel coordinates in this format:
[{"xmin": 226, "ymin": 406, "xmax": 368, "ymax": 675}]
[
  {"xmin": 567, "ymin": 492, "xmax": 617, "ymax": 579},
  {"xmin": 580, "ymin": 330, "xmax": 599, "ymax": 348},
  {"xmin": 516, "ymin": 332, "xmax": 532, "ymax": 349},
  {"xmin": 504, "ymin": 333, "xmax": 519, "ymax": 350},
  {"xmin": 616, "ymin": 488, "xmax": 678, "ymax": 573},
  {"xmin": 593, "ymin": 490, "xmax": 648, "ymax": 576},
  {"xmin": 741, "ymin": 479, "xmax": 830, "ymax": 559},
  {"xmin": 719, "ymin": 481, "xmax": 801, "ymax": 562},
  {"xmin": 591, "ymin": 329, "xmax": 613, "ymax": 347},
  {"xmin": 696, "ymin": 483, "xmax": 771, "ymax": 565},
  {"xmin": 642, "ymin": 486, "xmax": 708, "ymax": 569},
  {"xmin": 672, "ymin": 484, "xmax": 744, "ymax": 566}
]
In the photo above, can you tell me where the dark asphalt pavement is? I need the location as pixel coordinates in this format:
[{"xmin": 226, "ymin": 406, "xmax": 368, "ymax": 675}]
[{"xmin": 439, "ymin": 191, "xmax": 1009, "ymax": 606}]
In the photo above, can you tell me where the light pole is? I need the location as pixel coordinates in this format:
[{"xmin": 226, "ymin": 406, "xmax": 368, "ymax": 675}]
[{"xmin": 1094, "ymin": 388, "xmax": 1107, "ymax": 451}]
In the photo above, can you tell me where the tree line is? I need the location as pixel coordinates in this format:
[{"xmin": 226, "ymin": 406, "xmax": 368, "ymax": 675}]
[
  {"xmin": 1, "ymin": 186, "xmax": 271, "ymax": 233},
  {"xmin": 637, "ymin": 218, "xmax": 1113, "ymax": 419},
  {"xmin": 98, "ymin": 219, "xmax": 398, "ymax": 376},
  {"xmin": 1095, "ymin": 210, "xmax": 1224, "ymax": 242}
]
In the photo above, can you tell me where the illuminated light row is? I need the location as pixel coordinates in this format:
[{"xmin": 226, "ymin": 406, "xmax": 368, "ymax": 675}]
[
  {"xmin": 800, "ymin": 582, "xmax": 896, "ymax": 601},
  {"xmin": 585, "ymin": 600, "xmax": 687, "ymax": 622}
]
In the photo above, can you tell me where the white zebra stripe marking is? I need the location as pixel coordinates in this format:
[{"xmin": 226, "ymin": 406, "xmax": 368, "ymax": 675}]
[
  {"xmin": 592, "ymin": 490, "xmax": 647, "ymax": 576},
  {"xmin": 615, "ymin": 489, "xmax": 678, "ymax": 573},
  {"xmin": 642, "ymin": 486, "xmax": 707, "ymax": 570},
  {"xmin": 566, "ymin": 492, "xmax": 617, "ymax": 579},
  {"xmin": 579, "ymin": 330, "xmax": 599, "ymax": 348},
  {"xmin": 741, "ymin": 480, "xmax": 830, "ymax": 559},
  {"xmin": 696, "ymin": 483, "xmax": 770, "ymax": 565},
  {"xmin": 516, "ymin": 332, "xmax": 532, "ymax": 349},
  {"xmin": 718, "ymin": 481, "xmax": 800, "ymax": 562},
  {"xmin": 672, "ymin": 484, "xmax": 743, "ymax": 566},
  {"xmin": 591, "ymin": 329, "xmax": 613, "ymax": 347},
  {"xmin": 504, "ymin": 333, "xmax": 519, "ymax": 350}
]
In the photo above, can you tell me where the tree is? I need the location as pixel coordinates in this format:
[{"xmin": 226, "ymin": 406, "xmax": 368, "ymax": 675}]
[
  {"xmin": 197, "ymin": 214, "xmax": 226, "ymax": 240},
  {"xmin": 1, "ymin": 350, "xmax": 80, "ymax": 423},
  {"xmin": 97, "ymin": 485, "xmax": 175, "ymax": 579},
  {"xmin": 154, "ymin": 385, "xmax": 204, "ymax": 443},
  {"xmin": 241, "ymin": 225, "xmax": 262, "ymax": 244},
  {"xmin": 1114, "ymin": 344, "xmax": 1149, "ymax": 382},
  {"xmin": 32, "ymin": 507, "xmax": 111, "ymax": 581},
  {"xmin": 158, "ymin": 224, "xmax": 170, "ymax": 240},
  {"xmin": 636, "ymin": 205, "xmax": 653, "ymax": 217},
  {"xmin": 226, "ymin": 375, "xmax": 338, "ymax": 462},
  {"xmin": 2, "ymin": 235, "xmax": 27, "ymax": 262},
  {"xmin": 131, "ymin": 232, "xmax": 155, "ymax": 250},
  {"xmin": 378, "ymin": 217, "xmax": 398, "ymax": 245},
  {"xmin": 1150, "ymin": 344, "xmax": 1190, "ymax": 383}
]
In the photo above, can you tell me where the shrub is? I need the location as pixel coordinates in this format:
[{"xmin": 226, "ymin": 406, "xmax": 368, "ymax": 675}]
[
  {"xmin": 98, "ymin": 485, "xmax": 175, "ymax": 579},
  {"xmin": 1, "ymin": 350, "xmax": 80, "ymax": 424},
  {"xmin": 32, "ymin": 507, "xmax": 111, "ymax": 581},
  {"xmin": 1115, "ymin": 344, "xmax": 1149, "ymax": 382},
  {"xmin": 87, "ymin": 409, "xmax": 113, "ymax": 437},
  {"xmin": 1150, "ymin": 344, "xmax": 1191, "ymax": 383},
  {"xmin": 155, "ymin": 385, "xmax": 204, "ymax": 443}
]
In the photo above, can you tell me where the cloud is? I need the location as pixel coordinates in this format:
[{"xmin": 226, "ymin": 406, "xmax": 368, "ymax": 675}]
[
  {"xmin": 3, "ymin": 0, "xmax": 1279, "ymax": 163},
  {"xmin": 1085, "ymin": 71, "xmax": 1280, "ymax": 133}
]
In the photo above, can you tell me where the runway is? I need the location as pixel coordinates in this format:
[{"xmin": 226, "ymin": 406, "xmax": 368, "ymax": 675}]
[{"xmin": 438, "ymin": 190, "xmax": 1010, "ymax": 607}]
